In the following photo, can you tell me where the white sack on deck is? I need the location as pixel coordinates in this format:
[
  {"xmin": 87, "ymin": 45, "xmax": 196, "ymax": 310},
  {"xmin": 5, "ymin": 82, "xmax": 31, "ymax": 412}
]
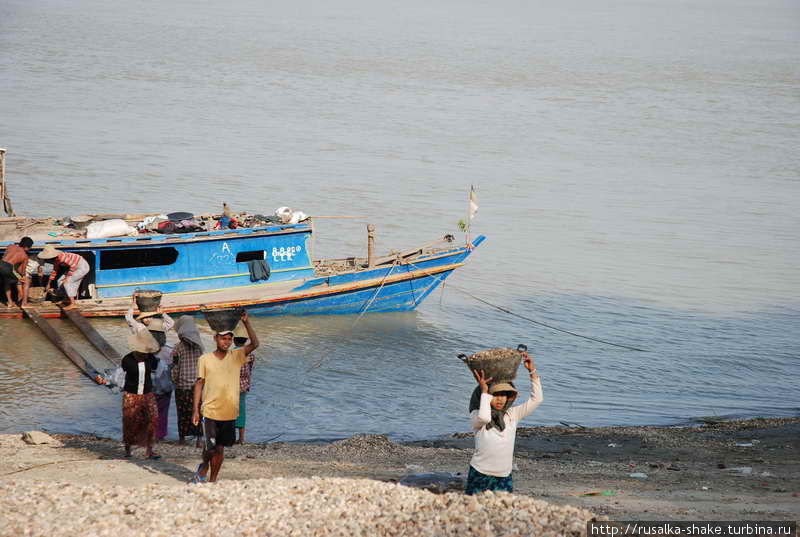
[
  {"xmin": 275, "ymin": 207, "xmax": 308, "ymax": 225},
  {"xmin": 86, "ymin": 219, "xmax": 138, "ymax": 239}
]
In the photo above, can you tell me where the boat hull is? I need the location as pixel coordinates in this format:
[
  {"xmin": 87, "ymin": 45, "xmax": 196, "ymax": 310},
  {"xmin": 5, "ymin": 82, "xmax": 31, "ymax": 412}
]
[{"xmin": 0, "ymin": 236, "xmax": 485, "ymax": 319}]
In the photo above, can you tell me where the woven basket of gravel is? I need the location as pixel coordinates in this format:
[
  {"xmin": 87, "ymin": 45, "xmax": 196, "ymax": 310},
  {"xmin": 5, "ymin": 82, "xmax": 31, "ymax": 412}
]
[
  {"xmin": 202, "ymin": 307, "xmax": 244, "ymax": 333},
  {"xmin": 134, "ymin": 290, "xmax": 162, "ymax": 312},
  {"xmin": 459, "ymin": 347, "xmax": 524, "ymax": 382}
]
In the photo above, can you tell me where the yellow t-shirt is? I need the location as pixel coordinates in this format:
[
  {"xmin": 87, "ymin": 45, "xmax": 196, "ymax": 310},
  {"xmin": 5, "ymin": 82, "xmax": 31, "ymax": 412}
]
[{"xmin": 197, "ymin": 348, "xmax": 248, "ymax": 421}]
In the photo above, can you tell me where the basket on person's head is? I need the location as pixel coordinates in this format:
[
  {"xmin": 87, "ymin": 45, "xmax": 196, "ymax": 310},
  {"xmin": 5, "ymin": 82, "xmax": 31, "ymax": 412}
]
[
  {"xmin": 135, "ymin": 290, "xmax": 162, "ymax": 313},
  {"xmin": 202, "ymin": 307, "xmax": 244, "ymax": 334},
  {"xmin": 459, "ymin": 347, "xmax": 525, "ymax": 383}
]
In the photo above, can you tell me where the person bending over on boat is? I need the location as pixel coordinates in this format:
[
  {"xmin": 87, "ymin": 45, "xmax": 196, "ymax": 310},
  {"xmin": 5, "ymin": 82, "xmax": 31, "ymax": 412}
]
[
  {"xmin": 191, "ymin": 312, "xmax": 259, "ymax": 483},
  {"xmin": 38, "ymin": 246, "xmax": 90, "ymax": 310},
  {"xmin": 465, "ymin": 352, "xmax": 543, "ymax": 495},
  {"xmin": 0, "ymin": 236, "xmax": 33, "ymax": 308}
]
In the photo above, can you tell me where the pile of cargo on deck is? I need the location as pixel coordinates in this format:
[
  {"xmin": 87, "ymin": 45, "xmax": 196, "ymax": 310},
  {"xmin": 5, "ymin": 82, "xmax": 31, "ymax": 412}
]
[{"xmin": 0, "ymin": 206, "xmax": 309, "ymax": 243}]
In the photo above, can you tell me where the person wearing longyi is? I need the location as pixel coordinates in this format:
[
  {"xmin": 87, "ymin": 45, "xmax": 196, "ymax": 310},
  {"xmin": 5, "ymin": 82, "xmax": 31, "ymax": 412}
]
[
  {"xmin": 125, "ymin": 291, "xmax": 176, "ymax": 440},
  {"xmin": 465, "ymin": 351, "xmax": 543, "ymax": 495},
  {"xmin": 106, "ymin": 329, "xmax": 163, "ymax": 459},
  {"xmin": 171, "ymin": 316, "xmax": 204, "ymax": 447},
  {"xmin": 38, "ymin": 246, "xmax": 90, "ymax": 310},
  {"xmin": 191, "ymin": 311, "xmax": 259, "ymax": 483}
]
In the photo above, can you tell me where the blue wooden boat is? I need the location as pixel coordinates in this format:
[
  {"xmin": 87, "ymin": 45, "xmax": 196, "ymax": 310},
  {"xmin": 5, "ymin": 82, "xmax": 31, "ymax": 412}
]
[{"xmin": 0, "ymin": 219, "xmax": 485, "ymax": 319}]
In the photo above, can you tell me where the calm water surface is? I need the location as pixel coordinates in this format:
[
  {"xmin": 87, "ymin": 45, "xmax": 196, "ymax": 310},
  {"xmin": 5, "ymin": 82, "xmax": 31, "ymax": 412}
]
[{"xmin": 0, "ymin": 0, "xmax": 798, "ymax": 441}]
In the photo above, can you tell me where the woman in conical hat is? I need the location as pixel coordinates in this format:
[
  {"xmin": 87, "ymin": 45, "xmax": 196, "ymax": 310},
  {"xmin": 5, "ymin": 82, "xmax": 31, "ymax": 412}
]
[
  {"xmin": 118, "ymin": 329, "xmax": 162, "ymax": 459},
  {"xmin": 465, "ymin": 351, "xmax": 543, "ymax": 495}
]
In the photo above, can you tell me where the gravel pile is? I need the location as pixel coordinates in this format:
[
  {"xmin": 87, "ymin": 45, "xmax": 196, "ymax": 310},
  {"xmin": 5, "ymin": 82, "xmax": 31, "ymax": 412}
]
[
  {"xmin": 322, "ymin": 434, "xmax": 409, "ymax": 457},
  {"xmin": 1, "ymin": 477, "xmax": 597, "ymax": 537}
]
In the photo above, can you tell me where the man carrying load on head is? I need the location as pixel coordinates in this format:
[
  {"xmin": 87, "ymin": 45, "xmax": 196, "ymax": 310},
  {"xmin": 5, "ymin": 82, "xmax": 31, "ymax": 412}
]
[
  {"xmin": 191, "ymin": 311, "xmax": 259, "ymax": 483},
  {"xmin": 38, "ymin": 246, "xmax": 91, "ymax": 310},
  {"xmin": 0, "ymin": 236, "xmax": 33, "ymax": 307}
]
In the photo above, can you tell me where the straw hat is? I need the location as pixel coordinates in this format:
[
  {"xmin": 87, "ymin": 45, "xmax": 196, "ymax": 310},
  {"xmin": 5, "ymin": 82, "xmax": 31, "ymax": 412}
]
[
  {"xmin": 37, "ymin": 246, "xmax": 61, "ymax": 260},
  {"xmin": 128, "ymin": 330, "xmax": 160, "ymax": 354},
  {"xmin": 489, "ymin": 382, "xmax": 518, "ymax": 395}
]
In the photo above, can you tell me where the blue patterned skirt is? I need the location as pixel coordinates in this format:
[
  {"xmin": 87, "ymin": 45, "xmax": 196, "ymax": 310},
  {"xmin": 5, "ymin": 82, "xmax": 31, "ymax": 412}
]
[{"xmin": 464, "ymin": 465, "xmax": 513, "ymax": 495}]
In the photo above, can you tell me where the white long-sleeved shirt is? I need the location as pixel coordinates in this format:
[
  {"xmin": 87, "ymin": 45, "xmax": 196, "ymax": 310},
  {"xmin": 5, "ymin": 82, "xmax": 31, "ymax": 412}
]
[
  {"xmin": 469, "ymin": 376, "xmax": 543, "ymax": 477},
  {"xmin": 125, "ymin": 306, "xmax": 174, "ymax": 334}
]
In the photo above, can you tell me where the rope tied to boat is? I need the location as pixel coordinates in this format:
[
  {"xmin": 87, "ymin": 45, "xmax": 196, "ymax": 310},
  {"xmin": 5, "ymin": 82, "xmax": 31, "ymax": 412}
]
[{"xmin": 406, "ymin": 261, "xmax": 647, "ymax": 352}]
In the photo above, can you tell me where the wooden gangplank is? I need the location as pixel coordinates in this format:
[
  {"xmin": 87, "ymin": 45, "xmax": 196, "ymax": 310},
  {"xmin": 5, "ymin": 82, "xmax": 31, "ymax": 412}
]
[
  {"xmin": 21, "ymin": 306, "xmax": 103, "ymax": 384},
  {"xmin": 61, "ymin": 307, "xmax": 121, "ymax": 365}
]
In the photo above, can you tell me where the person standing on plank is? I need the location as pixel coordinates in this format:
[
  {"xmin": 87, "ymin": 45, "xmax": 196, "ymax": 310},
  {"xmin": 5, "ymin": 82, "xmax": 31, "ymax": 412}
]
[
  {"xmin": 38, "ymin": 246, "xmax": 90, "ymax": 310},
  {"xmin": 191, "ymin": 311, "xmax": 259, "ymax": 483},
  {"xmin": 0, "ymin": 236, "xmax": 33, "ymax": 307}
]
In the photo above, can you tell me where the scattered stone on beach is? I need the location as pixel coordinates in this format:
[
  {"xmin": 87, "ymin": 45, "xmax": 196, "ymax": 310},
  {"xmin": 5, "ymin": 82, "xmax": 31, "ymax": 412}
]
[
  {"xmin": 0, "ymin": 477, "xmax": 598, "ymax": 537},
  {"xmin": 21, "ymin": 431, "xmax": 61, "ymax": 446},
  {"xmin": 323, "ymin": 434, "xmax": 409, "ymax": 457}
]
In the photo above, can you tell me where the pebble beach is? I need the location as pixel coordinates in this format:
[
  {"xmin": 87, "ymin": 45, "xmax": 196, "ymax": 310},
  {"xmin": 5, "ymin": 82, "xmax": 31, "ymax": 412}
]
[
  {"xmin": 2, "ymin": 477, "xmax": 595, "ymax": 537},
  {"xmin": 2, "ymin": 418, "xmax": 798, "ymax": 536}
]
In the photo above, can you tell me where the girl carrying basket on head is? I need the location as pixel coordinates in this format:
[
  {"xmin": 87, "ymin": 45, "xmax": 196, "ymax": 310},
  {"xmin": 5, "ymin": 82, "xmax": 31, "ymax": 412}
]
[{"xmin": 466, "ymin": 351, "xmax": 543, "ymax": 495}]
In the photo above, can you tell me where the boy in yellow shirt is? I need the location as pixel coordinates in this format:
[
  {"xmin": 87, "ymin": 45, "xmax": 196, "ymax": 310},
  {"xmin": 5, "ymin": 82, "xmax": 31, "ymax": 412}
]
[{"xmin": 191, "ymin": 311, "xmax": 259, "ymax": 483}]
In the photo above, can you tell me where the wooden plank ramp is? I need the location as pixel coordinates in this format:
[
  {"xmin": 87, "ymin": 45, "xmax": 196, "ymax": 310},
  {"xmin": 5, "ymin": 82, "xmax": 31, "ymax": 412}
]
[
  {"xmin": 21, "ymin": 306, "xmax": 104, "ymax": 385},
  {"xmin": 61, "ymin": 308, "xmax": 121, "ymax": 365}
]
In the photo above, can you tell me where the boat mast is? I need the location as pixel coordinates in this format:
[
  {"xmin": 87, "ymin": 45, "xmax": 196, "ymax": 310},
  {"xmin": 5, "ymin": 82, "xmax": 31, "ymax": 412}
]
[{"xmin": 0, "ymin": 148, "xmax": 15, "ymax": 217}]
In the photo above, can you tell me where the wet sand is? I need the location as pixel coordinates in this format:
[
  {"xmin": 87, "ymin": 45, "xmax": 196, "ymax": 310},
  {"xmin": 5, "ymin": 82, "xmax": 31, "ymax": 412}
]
[{"xmin": 1, "ymin": 418, "xmax": 798, "ymax": 535}]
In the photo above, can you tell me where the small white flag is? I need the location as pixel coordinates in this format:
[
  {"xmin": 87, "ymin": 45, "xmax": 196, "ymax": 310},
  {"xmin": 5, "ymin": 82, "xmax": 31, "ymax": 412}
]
[{"xmin": 468, "ymin": 186, "xmax": 478, "ymax": 220}]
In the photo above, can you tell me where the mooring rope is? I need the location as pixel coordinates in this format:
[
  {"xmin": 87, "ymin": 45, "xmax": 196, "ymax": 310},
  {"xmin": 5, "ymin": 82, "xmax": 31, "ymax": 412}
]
[
  {"xmin": 407, "ymin": 261, "xmax": 647, "ymax": 352},
  {"xmin": 352, "ymin": 260, "xmax": 399, "ymax": 325}
]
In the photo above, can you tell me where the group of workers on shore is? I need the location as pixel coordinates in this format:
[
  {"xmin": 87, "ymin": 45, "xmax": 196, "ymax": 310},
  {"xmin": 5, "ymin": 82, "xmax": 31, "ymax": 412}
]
[
  {"xmin": 99, "ymin": 293, "xmax": 260, "ymax": 483},
  {"xmin": 105, "ymin": 298, "xmax": 543, "ymax": 493},
  {"xmin": 0, "ymin": 236, "xmax": 90, "ymax": 309},
  {"xmin": 4, "ymin": 236, "xmax": 544, "ymax": 494}
]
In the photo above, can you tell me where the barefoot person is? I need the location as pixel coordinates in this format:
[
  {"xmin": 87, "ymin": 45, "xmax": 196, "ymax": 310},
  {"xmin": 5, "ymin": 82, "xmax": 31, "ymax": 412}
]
[
  {"xmin": 38, "ymin": 246, "xmax": 90, "ymax": 310},
  {"xmin": 191, "ymin": 311, "xmax": 259, "ymax": 483},
  {"xmin": 119, "ymin": 330, "xmax": 162, "ymax": 459},
  {"xmin": 466, "ymin": 351, "xmax": 543, "ymax": 495},
  {"xmin": 126, "ymin": 291, "xmax": 175, "ymax": 441},
  {"xmin": 171, "ymin": 316, "xmax": 204, "ymax": 447},
  {"xmin": 0, "ymin": 236, "xmax": 33, "ymax": 307}
]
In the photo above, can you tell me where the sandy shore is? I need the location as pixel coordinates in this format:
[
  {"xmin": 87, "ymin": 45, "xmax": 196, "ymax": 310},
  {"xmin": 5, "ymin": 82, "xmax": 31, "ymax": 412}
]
[{"xmin": 1, "ymin": 418, "xmax": 798, "ymax": 535}]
